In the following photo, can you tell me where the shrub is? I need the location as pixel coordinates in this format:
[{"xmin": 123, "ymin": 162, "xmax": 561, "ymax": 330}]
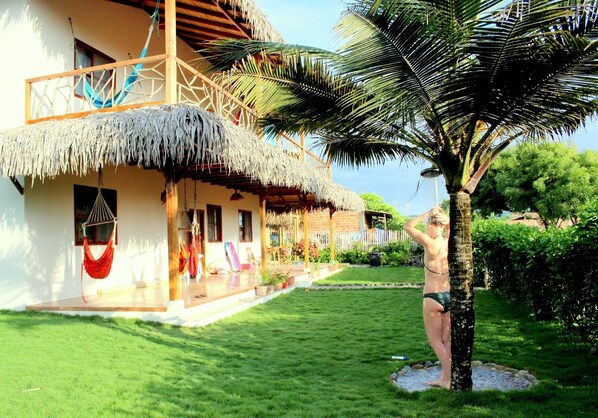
[
  {"xmin": 371, "ymin": 240, "xmax": 413, "ymax": 266},
  {"xmin": 317, "ymin": 247, "xmax": 331, "ymax": 263},
  {"xmin": 472, "ymin": 205, "xmax": 598, "ymax": 350},
  {"xmin": 334, "ymin": 240, "xmax": 416, "ymax": 266},
  {"xmin": 336, "ymin": 242, "xmax": 370, "ymax": 265},
  {"xmin": 292, "ymin": 241, "xmax": 319, "ymax": 262},
  {"xmin": 558, "ymin": 203, "xmax": 598, "ymax": 349}
]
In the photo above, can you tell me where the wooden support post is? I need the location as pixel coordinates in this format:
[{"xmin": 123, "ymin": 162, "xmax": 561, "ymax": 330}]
[
  {"xmin": 303, "ymin": 202, "xmax": 309, "ymax": 268},
  {"xmin": 329, "ymin": 207, "xmax": 336, "ymax": 262},
  {"xmin": 260, "ymin": 193, "xmax": 268, "ymax": 274},
  {"xmin": 25, "ymin": 80, "xmax": 31, "ymax": 124},
  {"xmin": 165, "ymin": 177, "xmax": 180, "ymax": 301},
  {"xmin": 165, "ymin": 0, "xmax": 177, "ymax": 104},
  {"xmin": 300, "ymin": 130, "xmax": 306, "ymax": 162}
]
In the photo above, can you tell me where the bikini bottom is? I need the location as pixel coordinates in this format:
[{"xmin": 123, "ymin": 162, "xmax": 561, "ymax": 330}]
[{"xmin": 423, "ymin": 291, "xmax": 451, "ymax": 312}]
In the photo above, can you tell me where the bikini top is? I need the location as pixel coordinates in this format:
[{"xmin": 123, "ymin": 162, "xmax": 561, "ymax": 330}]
[{"xmin": 424, "ymin": 262, "xmax": 449, "ymax": 275}]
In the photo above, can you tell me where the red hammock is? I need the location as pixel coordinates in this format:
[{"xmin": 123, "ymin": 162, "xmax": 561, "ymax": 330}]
[
  {"xmin": 188, "ymin": 235, "xmax": 200, "ymax": 278},
  {"xmin": 80, "ymin": 177, "xmax": 118, "ymax": 302},
  {"xmin": 179, "ymin": 241, "xmax": 189, "ymax": 274},
  {"xmin": 83, "ymin": 230, "xmax": 116, "ymax": 279},
  {"xmin": 81, "ymin": 228, "xmax": 116, "ymax": 303}
]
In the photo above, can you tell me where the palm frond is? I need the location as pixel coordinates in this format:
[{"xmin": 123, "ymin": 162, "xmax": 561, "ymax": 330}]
[
  {"xmin": 200, "ymin": 40, "xmax": 338, "ymax": 71},
  {"xmin": 438, "ymin": 1, "xmax": 598, "ymax": 142},
  {"xmin": 201, "ymin": 0, "xmax": 598, "ymax": 177},
  {"xmin": 335, "ymin": 3, "xmax": 458, "ymax": 125},
  {"xmin": 316, "ymin": 134, "xmax": 421, "ymax": 167}
]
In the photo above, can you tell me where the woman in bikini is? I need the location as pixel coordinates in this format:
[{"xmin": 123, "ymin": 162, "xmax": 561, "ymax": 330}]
[{"xmin": 404, "ymin": 206, "xmax": 451, "ymax": 389}]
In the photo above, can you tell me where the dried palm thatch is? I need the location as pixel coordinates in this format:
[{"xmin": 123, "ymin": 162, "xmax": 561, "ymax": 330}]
[
  {"xmin": 224, "ymin": 0, "xmax": 285, "ymax": 43},
  {"xmin": 0, "ymin": 104, "xmax": 364, "ymax": 212},
  {"xmin": 266, "ymin": 211, "xmax": 297, "ymax": 229}
]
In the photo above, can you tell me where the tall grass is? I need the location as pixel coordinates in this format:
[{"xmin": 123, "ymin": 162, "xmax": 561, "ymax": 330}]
[{"xmin": 1, "ymin": 288, "xmax": 596, "ymax": 417}]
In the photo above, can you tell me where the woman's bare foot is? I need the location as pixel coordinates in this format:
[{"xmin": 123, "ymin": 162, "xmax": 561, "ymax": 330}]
[{"xmin": 426, "ymin": 379, "xmax": 451, "ymax": 389}]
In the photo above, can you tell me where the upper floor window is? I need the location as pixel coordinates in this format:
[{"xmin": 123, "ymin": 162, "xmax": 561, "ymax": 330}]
[
  {"xmin": 74, "ymin": 39, "xmax": 115, "ymax": 99},
  {"xmin": 207, "ymin": 205, "xmax": 222, "ymax": 242},
  {"xmin": 239, "ymin": 210, "xmax": 253, "ymax": 242},
  {"xmin": 74, "ymin": 185, "xmax": 117, "ymax": 246}
]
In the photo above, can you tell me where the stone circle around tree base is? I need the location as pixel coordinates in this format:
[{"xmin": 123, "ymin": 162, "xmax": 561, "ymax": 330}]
[{"xmin": 390, "ymin": 361, "xmax": 539, "ymax": 392}]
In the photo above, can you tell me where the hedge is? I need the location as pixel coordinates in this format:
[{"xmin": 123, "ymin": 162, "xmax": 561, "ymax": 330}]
[
  {"xmin": 472, "ymin": 204, "xmax": 598, "ymax": 350},
  {"xmin": 326, "ymin": 240, "xmax": 421, "ymax": 266}
]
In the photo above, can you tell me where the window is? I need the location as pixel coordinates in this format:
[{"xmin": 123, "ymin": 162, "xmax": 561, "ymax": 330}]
[
  {"xmin": 207, "ymin": 205, "xmax": 222, "ymax": 242},
  {"xmin": 74, "ymin": 39, "xmax": 115, "ymax": 99},
  {"xmin": 239, "ymin": 210, "xmax": 253, "ymax": 242},
  {"xmin": 74, "ymin": 185, "xmax": 117, "ymax": 246}
]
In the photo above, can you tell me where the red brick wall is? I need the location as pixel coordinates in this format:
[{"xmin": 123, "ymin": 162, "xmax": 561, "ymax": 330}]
[{"xmin": 307, "ymin": 209, "xmax": 361, "ymax": 233}]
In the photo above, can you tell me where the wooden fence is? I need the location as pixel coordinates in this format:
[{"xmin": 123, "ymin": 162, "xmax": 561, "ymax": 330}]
[{"xmin": 309, "ymin": 229, "xmax": 412, "ymax": 251}]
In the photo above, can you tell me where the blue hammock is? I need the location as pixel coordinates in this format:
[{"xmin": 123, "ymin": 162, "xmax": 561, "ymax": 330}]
[
  {"xmin": 83, "ymin": 43, "xmax": 150, "ymax": 109},
  {"xmin": 76, "ymin": 5, "xmax": 159, "ymax": 109}
]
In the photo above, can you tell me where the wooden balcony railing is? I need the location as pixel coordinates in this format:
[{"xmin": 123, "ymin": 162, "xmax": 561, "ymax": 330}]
[
  {"xmin": 26, "ymin": 54, "xmax": 168, "ymax": 123},
  {"xmin": 24, "ymin": 55, "xmax": 330, "ymax": 174}
]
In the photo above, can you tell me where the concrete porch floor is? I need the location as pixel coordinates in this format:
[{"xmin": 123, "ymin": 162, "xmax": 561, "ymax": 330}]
[{"xmin": 26, "ymin": 263, "xmax": 343, "ymax": 327}]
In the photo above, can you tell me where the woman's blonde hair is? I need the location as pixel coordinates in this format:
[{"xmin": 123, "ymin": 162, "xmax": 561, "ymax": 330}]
[{"xmin": 428, "ymin": 209, "xmax": 449, "ymax": 227}]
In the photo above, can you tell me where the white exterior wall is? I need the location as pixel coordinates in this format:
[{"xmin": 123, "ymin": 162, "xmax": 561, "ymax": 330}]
[
  {"xmin": 0, "ymin": 0, "xmax": 261, "ymax": 308},
  {"xmin": 8, "ymin": 165, "xmax": 261, "ymax": 309},
  {"xmin": 183, "ymin": 182, "xmax": 261, "ymax": 268},
  {"xmin": 23, "ymin": 167, "xmax": 167, "ymax": 305},
  {"xmin": 0, "ymin": 180, "xmax": 27, "ymax": 309}
]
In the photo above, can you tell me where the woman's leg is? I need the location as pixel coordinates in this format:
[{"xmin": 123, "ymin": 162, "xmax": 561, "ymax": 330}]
[
  {"xmin": 440, "ymin": 310, "xmax": 451, "ymax": 384},
  {"xmin": 423, "ymin": 298, "xmax": 451, "ymax": 388}
]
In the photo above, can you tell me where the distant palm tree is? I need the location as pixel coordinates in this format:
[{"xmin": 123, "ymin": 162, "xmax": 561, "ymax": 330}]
[{"xmin": 205, "ymin": 0, "xmax": 598, "ymax": 390}]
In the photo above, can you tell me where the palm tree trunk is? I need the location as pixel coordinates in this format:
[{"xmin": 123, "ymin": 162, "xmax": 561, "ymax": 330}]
[{"xmin": 448, "ymin": 190, "xmax": 474, "ymax": 391}]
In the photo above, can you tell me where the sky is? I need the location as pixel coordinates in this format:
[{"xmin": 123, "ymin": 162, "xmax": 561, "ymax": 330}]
[{"xmin": 253, "ymin": 0, "xmax": 597, "ymax": 215}]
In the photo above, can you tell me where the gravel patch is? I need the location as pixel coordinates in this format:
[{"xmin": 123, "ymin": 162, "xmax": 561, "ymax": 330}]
[{"xmin": 390, "ymin": 362, "xmax": 538, "ymax": 392}]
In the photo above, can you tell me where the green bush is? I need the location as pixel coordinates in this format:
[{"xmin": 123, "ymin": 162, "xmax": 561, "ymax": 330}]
[
  {"xmin": 558, "ymin": 203, "xmax": 598, "ymax": 349},
  {"xmin": 472, "ymin": 205, "xmax": 598, "ymax": 349},
  {"xmin": 333, "ymin": 240, "xmax": 416, "ymax": 266},
  {"xmin": 473, "ymin": 220, "xmax": 569, "ymax": 319},
  {"xmin": 336, "ymin": 242, "xmax": 370, "ymax": 265},
  {"xmin": 371, "ymin": 240, "xmax": 413, "ymax": 266},
  {"xmin": 317, "ymin": 247, "xmax": 331, "ymax": 263}
]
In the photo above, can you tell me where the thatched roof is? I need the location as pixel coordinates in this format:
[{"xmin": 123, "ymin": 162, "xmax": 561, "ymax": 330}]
[
  {"xmin": 223, "ymin": 0, "xmax": 285, "ymax": 42},
  {"xmin": 0, "ymin": 104, "xmax": 364, "ymax": 212},
  {"xmin": 266, "ymin": 212, "xmax": 297, "ymax": 229}
]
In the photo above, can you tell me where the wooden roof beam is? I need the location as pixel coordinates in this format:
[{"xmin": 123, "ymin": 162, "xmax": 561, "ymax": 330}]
[{"xmin": 209, "ymin": 0, "xmax": 252, "ymax": 39}]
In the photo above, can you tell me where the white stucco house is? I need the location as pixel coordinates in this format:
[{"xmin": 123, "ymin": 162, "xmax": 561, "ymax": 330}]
[{"xmin": 0, "ymin": 0, "xmax": 364, "ymax": 313}]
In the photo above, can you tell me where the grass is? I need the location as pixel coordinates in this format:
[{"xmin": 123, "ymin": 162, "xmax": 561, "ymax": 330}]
[
  {"xmin": 314, "ymin": 265, "xmax": 425, "ymax": 285},
  {"xmin": 1, "ymin": 270, "xmax": 596, "ymax": 417}
]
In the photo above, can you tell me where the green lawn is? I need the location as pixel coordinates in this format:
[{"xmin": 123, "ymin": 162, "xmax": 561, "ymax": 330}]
[
  {"xmin": 1, "ymin": 283, "xmax": 596, "ymax": 417},
  {"xmin": 314, "ymin": 265, "xmax": 425, "ymax": 285}
]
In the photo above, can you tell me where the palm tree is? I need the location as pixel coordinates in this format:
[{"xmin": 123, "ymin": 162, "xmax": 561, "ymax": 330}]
[{"xmin": 204, "ymin": 0, "xmax": 598, "ymax": 390}]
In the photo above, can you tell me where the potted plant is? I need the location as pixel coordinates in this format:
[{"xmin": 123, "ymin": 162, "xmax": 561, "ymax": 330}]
[
  {"xmin": 272, "ymin": 271, "xmax": 288, "ymax": 291},
  {"xmin": 261, "ymin": 270, "xmax": 276, "ymax": 294},
  {"xmin": 286, "ymin": 275, "xmax": 296, "ymax": 287},
  {"xmin": 255, "ymin": 270, "xmax": 270, "ymax": 296},
  {"xmin": 310, "ymin": 261, "xmax": 321, "ymax": 278}
]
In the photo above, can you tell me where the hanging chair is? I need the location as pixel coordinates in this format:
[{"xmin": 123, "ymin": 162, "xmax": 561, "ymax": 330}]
[
  {"xmin": 83, "ymin": 229, "xmax": 116, "ymax": 279},
  {"xmin": 80, "ymin": 179, "xmax": 117, "ymax": 302},
  {"xmin": 188, "ymin": 209, "xmax": 201, "ymax": 278},
  {"xmin": 179, "ymin": 241, "xmax": 189, "ymax": 274},
  {"xmin": 188, "ymin": 181, "xmax": 204, "ymax": 279},
  {"xmin": 71, "ymin": 1, "xmax": 160, "ymax": 108},
  {"xmin": 82, "ymin": 188, "xmax": 117, "ymax": 279},
  {"xmin": 178, "ymin": 180, "xmax": 192, "ymax": 275}
]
